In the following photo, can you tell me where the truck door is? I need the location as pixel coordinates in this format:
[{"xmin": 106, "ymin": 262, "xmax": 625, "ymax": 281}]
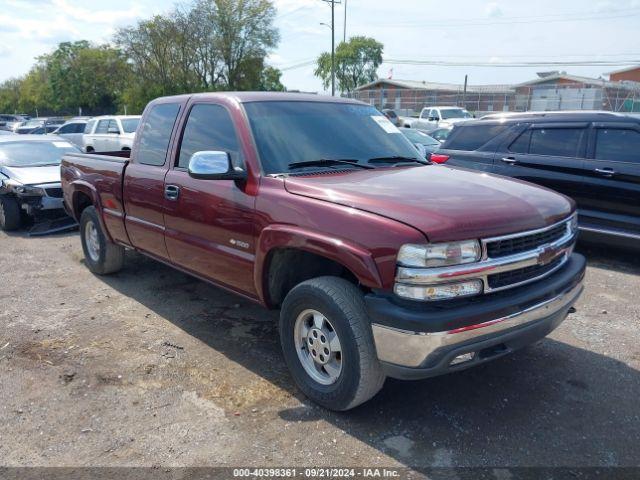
[
  {"xmin": 162, "ymin": 101, "xmax": 257, "ymax": 296},
  {"xmin": 123, "ymin": 102, "xmax": 182, "ymax": 260},
  {"xmin": 580, "ymin": 122, "xmax": 640, "ymax": 235}
]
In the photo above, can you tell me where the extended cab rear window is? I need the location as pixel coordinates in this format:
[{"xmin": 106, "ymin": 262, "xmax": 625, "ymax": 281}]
[
  {"xmin": 136, "ymin": 103, "xmax": 181, "ymax": 166},
  {"xmin": 444, "ymin": 124, "xmax": 508, "ymax": 151}
]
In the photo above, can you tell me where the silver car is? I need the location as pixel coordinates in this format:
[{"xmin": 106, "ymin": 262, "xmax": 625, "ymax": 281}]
[
  {"xmin": 53, "ymin": 119, "xmax": 88, "ymax": 148},
  {"xmin": 0, "ymin": 135, "xmax": 80, "ymax": 230}
]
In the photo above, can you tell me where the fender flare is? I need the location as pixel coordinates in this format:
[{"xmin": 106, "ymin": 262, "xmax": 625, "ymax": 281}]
[
  {"xmin": 69, "ymin": 180, "xmax": 114, "ymax": 243},
  {"xmin": 254, "ymin": 224, "xmax": 384, "ymax": 305}
]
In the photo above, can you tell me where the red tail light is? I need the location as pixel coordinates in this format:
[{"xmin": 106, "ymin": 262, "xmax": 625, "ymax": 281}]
[{"xmin": 430, "ymin": 153, "xmax": 450, "ymax": 164}]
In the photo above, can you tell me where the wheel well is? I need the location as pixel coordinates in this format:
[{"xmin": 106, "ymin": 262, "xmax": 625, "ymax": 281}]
[
  {"xmin": 85, "ymin": 146, "xmax": 94, "ymax": 153},
  {"xmin": 265, "ymin": 249, "xmax": 361, "ymax": 308},
  {"xmin": 73, "ymin": 192, "xmax": 93, "ymax": 219},
  {"xmin": 121, "ymin": 147, "xmax": 131, "ymax": 151}
]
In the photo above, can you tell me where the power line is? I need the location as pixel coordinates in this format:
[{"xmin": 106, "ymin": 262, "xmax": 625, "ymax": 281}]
[
  {"xmin": 383, "ymin": 59, "xmax": 640, "ymax": 68},
  {"xmin": 358, "ymin": 8, "xmax": 640, "ymax": 28},
  {"xmin": 278, "ymin": 57, "xmax": 640, "ymax": 72}
]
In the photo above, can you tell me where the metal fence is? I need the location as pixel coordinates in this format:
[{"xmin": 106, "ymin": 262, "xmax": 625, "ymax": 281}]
[{"xmin": 346, "ymin": 84, "xmax": 640, "ymax": 118}]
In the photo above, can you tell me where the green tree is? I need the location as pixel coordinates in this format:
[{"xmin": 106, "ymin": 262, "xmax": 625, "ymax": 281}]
[
  {"xmin": 315, "ymin": 36, "xmax": 383, "ymax": 93},
  {"xmin": 208, "ymin": 0, "xmax": 280, "ymax": 90},
  {"xmin": 41, "ymin": 41, "xmax": 131, "ymax": 114},
  {"xmin": 116, "ymin": 0, "xmax": 281, "ymax": 97},
  {"xmin": 0, "ymin": 78, "xmax": 23, "ymax": 113},
  {"xmin": 259, "ymin": 66, "xmax": 285, "ymax": 91}
]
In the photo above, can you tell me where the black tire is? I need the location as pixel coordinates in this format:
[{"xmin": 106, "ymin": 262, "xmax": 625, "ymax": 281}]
[
  {"xmin": 0, "ymin": 195, "xmax": 22, "ymax": 231},
  {"xmin": 280, "ymin": 276, "xmax": 385, "ymax": 411},
  {"xmin": 80, "ymin": 206, "xmax": 124, "ymax": 275},
  {"xmin": 85, "ymin": 146, "xmax": 94, "ymax": 153}
]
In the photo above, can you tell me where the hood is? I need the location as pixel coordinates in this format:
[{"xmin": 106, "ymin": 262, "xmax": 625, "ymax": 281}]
[
  {"xmin": 440, "ymin": 118, "xmax": 472, "ymax": 127},
  {"xmin": 283, "ymin": 165, "xmax": 573, "ymax": 242},
  {"xmin": 0, "ymin": 165, "xmax": 61, "ymax": 185}
]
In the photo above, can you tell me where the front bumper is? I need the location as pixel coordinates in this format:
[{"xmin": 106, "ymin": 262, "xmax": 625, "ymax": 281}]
[
  {"xmin": 16, "ymin": 183, "xmax": 64, "ymax": 215},
  {"xmin": 368, "ymin": 253, "xmax": 585, "ymax": 380}
]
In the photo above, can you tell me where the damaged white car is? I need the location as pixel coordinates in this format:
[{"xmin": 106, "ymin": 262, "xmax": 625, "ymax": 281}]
[{"xmin": 0, "ymin": 135, "xmax": 80, "ymax": 232}]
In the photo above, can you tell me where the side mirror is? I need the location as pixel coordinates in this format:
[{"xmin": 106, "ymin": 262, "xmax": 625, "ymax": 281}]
[{"xmin": 188, "ymin": 151, "xmax": 246, "ymax": 180}]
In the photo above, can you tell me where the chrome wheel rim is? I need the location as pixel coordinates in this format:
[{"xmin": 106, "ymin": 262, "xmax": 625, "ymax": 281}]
[
  {"xmin": 84, "ymin": 220, "xmax": 100, "ymax": 262},
  {"xmin": 294, "ymin": 309, "xmax": 343, "ymax": 385}
]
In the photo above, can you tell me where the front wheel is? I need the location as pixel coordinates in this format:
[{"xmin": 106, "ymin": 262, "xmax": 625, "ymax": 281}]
[
  {"xmin": 0, "ymin": 195, "xmax": 22, "ymax": 231},
  {"xmin": 280, "ymin": 277, "xmax": 385, "ymax": 411},
  {"xmin": 80, "ymin": 206, "xmax": 124, "ymax": 275}
]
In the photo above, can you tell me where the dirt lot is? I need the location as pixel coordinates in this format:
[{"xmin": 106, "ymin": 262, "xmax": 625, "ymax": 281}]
[{"xmin": 1, "ymin": 230, "xmax": 639, "ymax": 470}]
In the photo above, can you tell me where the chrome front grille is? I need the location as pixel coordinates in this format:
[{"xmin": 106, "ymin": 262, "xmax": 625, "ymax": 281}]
[
  {"xmin": 487, "ymin": 255, "xmax": 565, "ymax": 289},
  {"xmin": 480, "ymin": 215, "xmax": 576, "ymax": 292},
  {"xmin": 45, "ymin": 187, "xmax": 63, "ymax": 198},
  {"xmin": 486, "ymin": 222, "xmax": 567, "ymax": 258},
  {"xmin": 395, "ymin": 215, "xmax": 577, "ymax": 296}
]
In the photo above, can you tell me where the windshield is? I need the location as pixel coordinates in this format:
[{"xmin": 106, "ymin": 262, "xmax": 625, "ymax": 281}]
[
  {"xmin": 23, "ymin": 119, "xmax": 44, "ymax": 127},
  {"xmin": 121, "ymin": 118, "xmax": 140, "ymax": 133},
  {"xmin": 440, "ymin": 109, "xmax": 472, "ymax": 120},
  {"xmin": 401, "ymin": 129, "xmax": 439, "ymax": 146},
  {"xmin": 0, "ymin": 141, "xmax": 79, "ymax": 167},
  {"xmin": 244, "ymin": 101, "xmax": 423, "ymax": 174}
]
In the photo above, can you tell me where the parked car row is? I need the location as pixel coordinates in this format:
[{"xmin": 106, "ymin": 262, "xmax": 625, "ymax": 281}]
[{"xmin": 0, "ymin": 113, "xmax": 142, "ymax": 152}]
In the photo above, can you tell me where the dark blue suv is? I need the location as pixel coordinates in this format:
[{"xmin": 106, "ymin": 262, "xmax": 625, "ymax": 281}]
[{"xmin": 435, "ymin": 111, "xmax": 640, "ymax": 247}]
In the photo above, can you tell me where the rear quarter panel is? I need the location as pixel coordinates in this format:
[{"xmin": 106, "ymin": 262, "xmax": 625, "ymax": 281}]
[{"xmin": 61, "ymin": 152, "xmax": 130, "ymax": 244}]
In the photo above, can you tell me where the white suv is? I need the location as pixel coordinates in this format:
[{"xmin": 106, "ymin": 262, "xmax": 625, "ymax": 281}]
[{"xmin": 83, "ymin": 115, "xmax": 141, "ymax": 153}]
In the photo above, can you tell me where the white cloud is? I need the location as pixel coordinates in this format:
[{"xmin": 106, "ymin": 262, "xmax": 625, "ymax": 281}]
[
  {"xmin": 485, "ymin": 2, "xmax": 503, "ymax": 18},
  {"xmin": 50, "ymin": 0, "xmax": 144, "ymax": 25}
]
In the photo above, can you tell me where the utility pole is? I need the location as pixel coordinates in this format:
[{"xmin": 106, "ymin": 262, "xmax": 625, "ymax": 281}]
[
  {"xmin": 343, "ymin": 0, "xmax": 347, "ymax": 43},
  {"xmin": 462, "ymin": 74, "xmax": 468, "ymax": 108},
  {"xmin": 322, "ymin": 0, "xmax": 341, "ymax": 96}
]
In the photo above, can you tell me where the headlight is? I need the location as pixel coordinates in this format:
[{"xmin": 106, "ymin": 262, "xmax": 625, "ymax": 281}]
[
  {"xmin": 394, "ymin": 280, "xmax": 483, "ymax": 301},
  {"xmin": 13, "ymin": 184, "xmax": 44, "ymax": 196},
  {"xmin": 398, "ymin": 240, "xmax": 481, "ymax": 268}
]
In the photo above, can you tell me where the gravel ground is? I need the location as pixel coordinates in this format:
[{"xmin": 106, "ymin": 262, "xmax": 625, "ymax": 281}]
[{"xmin": 0, "ymin": 230, "xmax": 639, "ymax": 471}]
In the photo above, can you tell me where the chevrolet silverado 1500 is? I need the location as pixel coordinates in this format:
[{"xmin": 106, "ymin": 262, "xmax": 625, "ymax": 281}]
[{"xmin": 61, "ymin": 93, "xmax": 585, "ymax": 411}]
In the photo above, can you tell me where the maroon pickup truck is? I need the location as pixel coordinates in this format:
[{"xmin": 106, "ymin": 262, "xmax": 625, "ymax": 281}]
[{"xmin": 61, "ymin": 93, "xmax": 585, "ymax": 410}]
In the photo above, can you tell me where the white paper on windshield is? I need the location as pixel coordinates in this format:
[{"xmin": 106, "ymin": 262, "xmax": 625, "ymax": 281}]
[
  {"xmin": 53, "ymin": 141, "xmax": 73, "ymax": 148},
  {"xmin": 371, "ymin": 115, "xmax": 400, "ymax": 134}
]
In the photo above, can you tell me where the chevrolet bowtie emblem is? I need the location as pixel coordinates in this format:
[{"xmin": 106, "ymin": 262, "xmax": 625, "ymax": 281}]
[{"xmin": 538, "ymin": 245, "xmax": 559, "ymax": 265}]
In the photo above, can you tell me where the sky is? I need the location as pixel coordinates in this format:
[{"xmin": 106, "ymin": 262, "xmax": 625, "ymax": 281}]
[{"xmin": 0, "ymin": 0, "xmax": 639, "ymax": 94}]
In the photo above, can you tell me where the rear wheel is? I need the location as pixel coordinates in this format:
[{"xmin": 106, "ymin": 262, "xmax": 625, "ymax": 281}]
[
  {"xmin": 0, "ymin": 195, "xmax": 22, "ymax": 231},
  {"xmin": 80, "ymin": 206, "xmax": 124, "ymax": 274},
  {"xmin": 280, "ymin": 276, "xmax": 385, "ymax": 411}
]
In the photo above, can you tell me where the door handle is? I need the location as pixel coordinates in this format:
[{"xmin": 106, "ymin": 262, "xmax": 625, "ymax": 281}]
[
  {"xmin": 164, "ymin": 185, "xmax": 180, "ymax": 201},
  {"xmin": 501, "ymin": 157, "xmax": 517, "ymax": 164},
  {"xmin": 594, "ymin": 168, "xmax": 615, "ymax": 177}
]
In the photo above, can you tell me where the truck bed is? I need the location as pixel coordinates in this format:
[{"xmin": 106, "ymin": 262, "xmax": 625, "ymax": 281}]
[{"xmin": 60, "ymin": 151, "xmax": 130, "ymax": 245}]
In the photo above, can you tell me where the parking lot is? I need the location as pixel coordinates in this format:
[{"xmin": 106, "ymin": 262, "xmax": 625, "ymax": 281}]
[{"xmin": 0, "ymin": 230, "xmax": 639, "ymax": 469}]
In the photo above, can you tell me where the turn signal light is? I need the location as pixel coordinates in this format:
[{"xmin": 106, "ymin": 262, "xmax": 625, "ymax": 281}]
[{"xmin": 430, "ymin": 153, "xmax": 450, "ymax": 164}]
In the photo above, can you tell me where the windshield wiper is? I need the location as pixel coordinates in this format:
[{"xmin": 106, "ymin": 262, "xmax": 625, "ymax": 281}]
[
  {"xmin": 288, "ymin": 159, "xmax": 374, "ymax": 170},
  {"xmin": 367, "ymin": 156, "xmax": 429, "ymax": 166}
]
